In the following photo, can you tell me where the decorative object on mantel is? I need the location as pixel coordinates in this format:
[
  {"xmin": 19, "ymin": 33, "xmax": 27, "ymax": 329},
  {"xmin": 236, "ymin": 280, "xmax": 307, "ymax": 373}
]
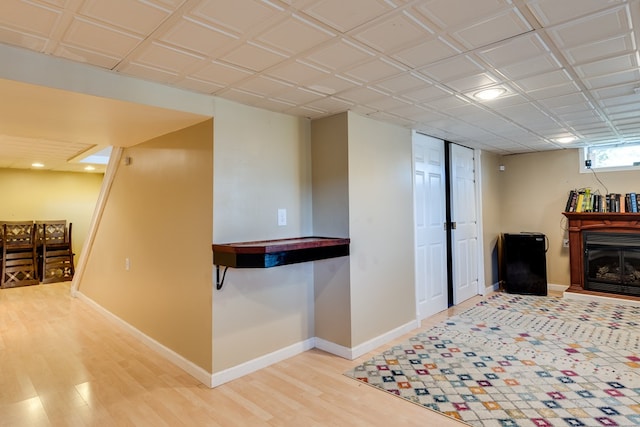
[
  {"xmin": 562, "ymin": 212, "xmax": 640, "ymax": 300},
  {"xmin": 211, "ymin": 236, "xmax": 350, "ymax": 290}
]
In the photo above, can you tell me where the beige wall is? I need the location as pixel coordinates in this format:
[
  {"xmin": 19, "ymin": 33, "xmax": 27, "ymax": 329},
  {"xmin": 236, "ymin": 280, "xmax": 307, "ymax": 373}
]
[
  {"xmin": 0, "ymin": 168, "xmax": 103, "ymax": 263},
  {"xmin": 79, "ymin": 120, "xmax": 214, "ymax": 371},
  {"xmin": 348, "ymin": 113, "xmax": 415, "ymax": 346},
  {"xmin": 310, "ymin": 112, "xmax": 415, "ymax": 348},
  {"xmin": 498, "ymin": 148, "xmax": 640, "ymax": 286},
  {"xmin": 212, "ymin": 98, "xmax": 314, "ymax": 372},
  {"xmin": 311, "ymin": 113, "xmax": 351, "ymax": 347},
  {"xmin": 480, "ymin": 151, "xmax": 503, "ymax": 288}
]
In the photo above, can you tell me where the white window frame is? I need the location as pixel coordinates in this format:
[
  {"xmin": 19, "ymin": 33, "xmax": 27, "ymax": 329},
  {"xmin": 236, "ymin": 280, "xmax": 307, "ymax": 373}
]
[{"xmin": 580, "ymin": 144, "xmax": 640, "ymax": 174}]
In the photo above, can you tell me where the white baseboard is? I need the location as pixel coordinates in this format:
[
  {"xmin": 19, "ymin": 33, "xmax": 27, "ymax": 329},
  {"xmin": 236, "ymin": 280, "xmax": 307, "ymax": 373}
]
[
  {"xmin": 314, "ymin": 338, "xmax": 353, "ymax": 359},
  {"xmin": 316, "ymin": 320, "xmax": 418, "ymax": 360},
  {"xmin": 548, "ymin": 283, "xmax": 569, "ymax": 293},
  {"xmin": 75, "ymin": 291, "xmax": 214, "ymax": 387},
  {"xmin": 485, "ymin": 282, "xmax": 500, "ymax": 294},
  {"xmin": 211, "ymin": 338, "xmax": 315, "ymax": 387}
]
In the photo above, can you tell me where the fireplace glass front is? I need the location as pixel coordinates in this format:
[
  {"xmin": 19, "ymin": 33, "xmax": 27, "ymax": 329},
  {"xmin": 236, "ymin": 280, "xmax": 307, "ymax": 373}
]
[{"xmin": 583, "ymin": 232, "xmax": 640, "ymax": 297}]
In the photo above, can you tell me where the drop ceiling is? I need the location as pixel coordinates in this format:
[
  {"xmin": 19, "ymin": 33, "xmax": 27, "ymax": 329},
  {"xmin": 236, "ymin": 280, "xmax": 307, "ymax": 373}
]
[{"xmin": 1, "ymin": 0, "xmax": 640, "ymax": 172}]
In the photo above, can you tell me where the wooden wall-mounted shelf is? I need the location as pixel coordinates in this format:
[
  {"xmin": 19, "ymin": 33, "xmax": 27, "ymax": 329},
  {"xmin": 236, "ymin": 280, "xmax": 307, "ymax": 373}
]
[{"xmin": 212, "ymin": 236, "xmax": 350, "ymax": 289}]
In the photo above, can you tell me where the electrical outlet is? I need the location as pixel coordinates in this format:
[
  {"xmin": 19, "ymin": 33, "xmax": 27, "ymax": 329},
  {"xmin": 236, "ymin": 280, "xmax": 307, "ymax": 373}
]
[
  {"xmin": 562, "ymin": 239, "xmax": 570, "ymax": 248},
  {"xmin": 277, "ymin": 208, "xmax": 287, "ymax": 226}
]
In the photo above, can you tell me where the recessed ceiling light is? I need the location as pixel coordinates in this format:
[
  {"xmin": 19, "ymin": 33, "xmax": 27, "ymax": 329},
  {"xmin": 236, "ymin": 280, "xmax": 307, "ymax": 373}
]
[
  {"xmin": 84, "ymin": 165, "xmax": 95, "ymax": 171},
  {"xmin": 474, "ymin": 87, "xmax": 506, "ymax": 100},
  {"xmin": 556, "ymin": 136, "xmax": 576, "ymax": 143},
  {"xmin": 31, "ymin": 162, "xmax": 44, "ymax": 168}
]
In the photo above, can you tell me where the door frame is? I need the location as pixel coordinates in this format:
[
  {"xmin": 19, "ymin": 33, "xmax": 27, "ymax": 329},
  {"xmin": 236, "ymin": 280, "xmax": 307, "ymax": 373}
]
[
  {"xmin": 413, "ymin": 138, "xmax": 486, "ymax": 318},
  {"xmin": 446, "ymin": 142, "xmax": 487, "ymax": 305}
]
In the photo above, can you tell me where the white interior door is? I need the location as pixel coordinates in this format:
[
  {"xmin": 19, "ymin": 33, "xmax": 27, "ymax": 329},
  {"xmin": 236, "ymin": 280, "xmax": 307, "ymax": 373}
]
[
  {"xmin": 413, "ymin": 133, "xmax": 448, "ymax": 319},
  {"xmin": 450, "ymin": 143, "xmax": 479, "ymax": 304}
]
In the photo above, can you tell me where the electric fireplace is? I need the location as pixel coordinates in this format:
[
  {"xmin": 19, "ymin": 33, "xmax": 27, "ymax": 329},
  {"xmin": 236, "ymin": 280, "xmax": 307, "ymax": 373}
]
[
  {"xmin": 562, "ymin": 212, "xmax": 640, "ymax": 301},
  {"xmin": 583, "ymin": 232, "xmax": 640, "ymax": 297}
]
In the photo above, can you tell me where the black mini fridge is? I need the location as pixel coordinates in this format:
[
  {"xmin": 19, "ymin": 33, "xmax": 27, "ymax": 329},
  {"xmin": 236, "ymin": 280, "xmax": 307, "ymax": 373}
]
[{"xmin": 501, "ymin": 233, "xmax": 547, "ymax": 296}]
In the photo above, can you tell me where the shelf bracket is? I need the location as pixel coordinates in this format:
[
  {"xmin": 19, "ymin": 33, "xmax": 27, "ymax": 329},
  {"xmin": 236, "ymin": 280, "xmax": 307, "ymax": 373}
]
[{"xmin": 215, "ymin": 265, "xmax": 229, "ymax": 290}]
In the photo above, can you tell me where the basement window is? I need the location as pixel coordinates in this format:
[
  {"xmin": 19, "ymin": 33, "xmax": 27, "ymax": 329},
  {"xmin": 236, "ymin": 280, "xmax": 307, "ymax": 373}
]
[{"xmin": 580, "ymin": 143, "xmax": 640, "ymax": 173}]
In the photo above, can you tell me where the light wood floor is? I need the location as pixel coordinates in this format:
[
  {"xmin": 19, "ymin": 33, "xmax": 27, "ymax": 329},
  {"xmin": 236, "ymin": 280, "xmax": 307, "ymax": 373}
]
[{"xmin": 0, "ymin": 283, "xmax": 512, "ymax": 427}]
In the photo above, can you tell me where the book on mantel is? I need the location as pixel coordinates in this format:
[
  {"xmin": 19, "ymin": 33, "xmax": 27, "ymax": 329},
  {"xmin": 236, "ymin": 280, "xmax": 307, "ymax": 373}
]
[{"xmin": 564, "ymin": 190, "xmax": 640, "ymax": 213}]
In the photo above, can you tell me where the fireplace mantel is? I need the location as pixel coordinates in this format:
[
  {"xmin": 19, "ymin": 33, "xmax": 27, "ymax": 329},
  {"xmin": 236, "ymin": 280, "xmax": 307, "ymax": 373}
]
[{"xmin": 563, "ymin": 212, "xmax": 640, "ymax": 301}]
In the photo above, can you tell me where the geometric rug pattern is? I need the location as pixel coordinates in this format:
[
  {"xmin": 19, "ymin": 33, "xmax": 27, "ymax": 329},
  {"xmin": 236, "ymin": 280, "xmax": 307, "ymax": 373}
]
[{"xmin": 345, "ymin": 294, "xmax": 640, "ymax": 426}]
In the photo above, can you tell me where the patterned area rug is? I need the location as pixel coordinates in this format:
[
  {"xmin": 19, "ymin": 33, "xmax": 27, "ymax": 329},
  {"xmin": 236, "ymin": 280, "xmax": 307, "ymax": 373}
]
[{"xmin": 345, "ymin": 293, "xmax": 640, "ymax": 426}]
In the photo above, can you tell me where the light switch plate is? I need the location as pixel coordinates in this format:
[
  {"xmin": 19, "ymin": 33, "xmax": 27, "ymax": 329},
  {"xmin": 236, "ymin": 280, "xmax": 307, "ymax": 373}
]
[{"xmin": 278, "ymin": 208, "xmax": 287, "ymax": 226}]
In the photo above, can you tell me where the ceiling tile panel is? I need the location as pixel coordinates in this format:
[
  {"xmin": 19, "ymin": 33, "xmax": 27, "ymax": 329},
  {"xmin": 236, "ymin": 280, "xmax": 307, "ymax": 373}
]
[
  {"xmin": 119, "ymin": 62, "xmax": 178, "ymax": 83},
  {"xmin": 304, "ymin": 39, "xmax": 374, "ymax": 71},
  {"xmin": 266, "ymin": 60, "xmax": 330, "ymax": 86},
  {"xmin": 417, "ymin": 55, "xmax": 484, "ymax": 82},
  {"xmin": 305, "ymin": 75, "xmax": 356, "ymax": 95},
  {"xmin": 0, "ymin": 0, "xmax": 61, "ymax": 37},
  {"xmin": 272, "ymin": 87, "xmax": 326, "ymax": 105},
  {"xmin": 189, "ymin": 0, "xmax": 282, "ymax": 36},
  {"xmin": 342, "ymin": 58, "xmax": 407, "ymax": 84},
  {"xmin": 444, "ymin": 72, "xmax": 500, "ymax": 93},
  {"xmin": 256, "ymin": 15, "xmax": 334, "ymax": 55},
  {"xmin": 130, "ymin": 42, "xmax": 204, "ymax": 74},
  {"xmin": 525, "ymin": 82, "xmax": 581, "ymax": 101},
  {"xmin": 191, "ymin": 60, "xmax": 253, "ymax": 86},
  {"xmin": 537, "ymin": 93, "xmax": 589, "ymax": 109},
  {"xmin": 303, "ymin": 96, "xmax": 354, "ymax": 112},
  {"xmin": 398, "ymin": 84, "xmax": 451, "ymax": 103},
  {"xmin": 414, "ymin": 0, "xmax": 511, "ymax": 30},
  {"xmin": 386, "ymin": 103, "xmax": 433, "ymax": 120},
  {"xmin": 0, "ymin": 26, "xmax": 48, "ymax": 52},
  {"xmin": 178, "ymin": 76, "xmax": 224, "ymax": 94},
  {"xmin": 364, "ymin": 96, "xmax": 411, "ymax": 111},
  {"xmin": 497, "ymin": 55, "xmax": 561, "ymax": 81},
  {"xmin": 475, "ymin": 93, "xmax": 529, "ymax": 109},
  {"xmin": 546, "ymin": 6, "xmax": 631, "ymax": 48},
  {"xmin": 451, "ymin": 9, "xmax": 531, "ymax": 49},
  {"xmin": 253, "ymin": 97, "xmax": 297, "ymax": 112},
  {"xmin": 337, "ymin": 86, "xmax": 387, "ymax": 104},
  {"xmin": 234, "ymin": 75, "xmax": 293, "ymax": 97},
  {"xmin": 574, "ymin": 54, "xmax": 637, "ymax": 80},
  {"xmin": 391, "ymin": 37, "xmax": 460, "ymax": 69},
  {"xmin": 591, "ymin": 83, "xmax": 639, "ymax": 101},
  {"xmin": 526, "ymin": 0, "xmax": 625, "ymax": 26},
  {"xmin": 301, "ymin": 0, "xmax": 396, "ymax": 32},
  {"xmin": 477, "ymin": 33, "xmax": 549, "ymax": 67},
  {"xmin": 562, "ymin": 34, "xmax": 634, "ymax": 65},
  {"xmin": 54, "ymin": 43, "xmax": 120, "ymax": 68},
  {"xmin": 221, "ymin": 87, "xmax": 265, "ymax": 105},
  {"xmin": 80, "ymin": 0, "xmax": 170, "ymax": 35},
  {"xmin": 515, "ymin": 69, "xmax": 573, "ymax": 92},
  {"xmin": 373, "ymin": 73, "xmax": 431, "ymax": 94},
  {"xmin": 62, "ymin": 17, "xmax": 142, "ymax": 58},
  {"xmin": 423, "ymin": 95, "xmax": 470, "ymax": 111},
  {"xmin": 159, "ymin": 17, "xmax": 239, "ymax": 57},
  {"xmin": 219, "ymin": 42, "xmax": 288, "ymax": 72},
  {"xmin": 584, "ymin": 69, "xmax": 640, "ymax": 90},
  {"xmin": 352, "ymin": 12, "xmax": 433, "ymax": 53}
]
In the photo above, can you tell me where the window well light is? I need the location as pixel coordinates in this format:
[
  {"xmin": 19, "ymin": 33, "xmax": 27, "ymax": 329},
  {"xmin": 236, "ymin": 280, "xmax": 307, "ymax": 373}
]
[
  {"xmin": 474, "ymin": 87, "xmax": 506, "ymax": 100},
  {"xmin": 31, "ymin": 162, "xmax": 44, "ymax": 168}
]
